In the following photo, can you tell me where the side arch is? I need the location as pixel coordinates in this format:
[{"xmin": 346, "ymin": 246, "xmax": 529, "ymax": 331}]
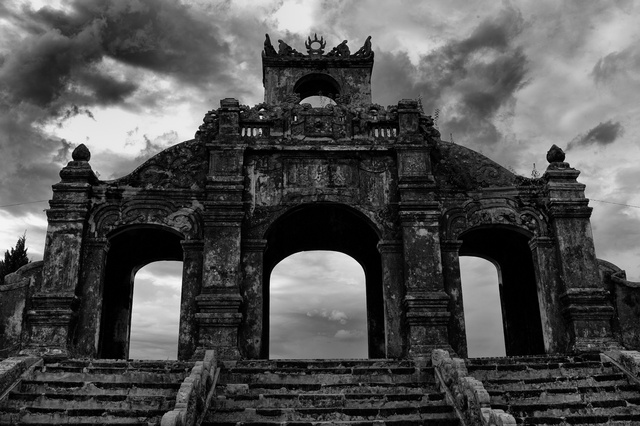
[
  {"xmin": 98, "ymin": 225, "xmax": 184, "ymax": 359},
  {"xmin": 458, "ymin": 226, "xmax": 545, "ymax": 356}
]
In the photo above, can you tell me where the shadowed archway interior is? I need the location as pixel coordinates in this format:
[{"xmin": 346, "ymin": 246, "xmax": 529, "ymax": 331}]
[
  {"xmin": 459, "ymin": 227, "xmax": 545, "ymax": 356},
  {"xmin": 98, "ymin": 227, "xmax": 183, "ymax": 359},
  {"xmin": 262, "ymin": 203, "xmax": 384, "ymax": 359}
]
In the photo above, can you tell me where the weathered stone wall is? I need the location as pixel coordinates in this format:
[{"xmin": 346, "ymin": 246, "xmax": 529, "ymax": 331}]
[
  {"xmin": 600, "ymin": 259, "xmax": 640, "ymax": 350},
  {"xmin": 0, "ymin": 262, "xmax": 42, "ymax": 357}
]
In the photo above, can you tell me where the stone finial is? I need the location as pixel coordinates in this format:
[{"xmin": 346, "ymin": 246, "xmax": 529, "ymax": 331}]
[
  {"xmin": 546, "ymin": 144, "xmax": 565, "ymax": 163},
  {"xmin": 72, "ymin": 144, "xmax": 91, "ymax": 162}
]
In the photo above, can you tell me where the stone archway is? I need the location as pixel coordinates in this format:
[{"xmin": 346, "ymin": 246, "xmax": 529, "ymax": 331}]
[
  {"xmin": 242, "ymin": 203, "xmax": 387, "ymax": 359},
  {"xmin": 98, "ymin": 226, "xmax": 183, "ymax": 359},
  {"xmin": 459, "ymin": 226, "xmax": 545, "ymax": 356}
]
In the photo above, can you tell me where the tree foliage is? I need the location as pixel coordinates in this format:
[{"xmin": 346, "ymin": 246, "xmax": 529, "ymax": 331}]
[{"xmin": 0, "ymin": 233, "xmax": 30, "ymax": 282}]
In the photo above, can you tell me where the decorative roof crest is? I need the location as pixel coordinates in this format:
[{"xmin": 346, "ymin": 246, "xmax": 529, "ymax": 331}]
[{"xmin": 305, "ymin": 33, "xmax": 326, "ymax": 55}]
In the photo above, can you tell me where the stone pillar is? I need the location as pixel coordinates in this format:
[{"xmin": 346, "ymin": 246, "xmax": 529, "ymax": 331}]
[
  {"xmin": 196, "ymin": 98, "xmax": 245, "ymax": 360},
  {"xmin": 544, "ymin": 145, "xmax": 620, "ymax": 352},
  {"xmin": 441, "ymin": 240, "xmax": 467, "ymax": 358},
  {"xmin": 239, "ymin": 239, "xmax": 267, "ymax": 359},
  {"xmin": 401, "ymin": 207, "xmax": 451, "ymax": 358},
  {"xmin": 74, "ymin": 237, "xmax": 109, "ymax": 357},
  {"xmin": 378, "ymin": 240, "xmax": 406, "ymax": 358},
  {"xmin": 23, "ymin": 144, "xmax": 95, "ymax": 358},
  {"xmin": 395, "ymin": 118, "xmax": 451, "ymax": 357},
  {"xmin": 529, "ymin": 236, "xmax": 570, "ymax": 353},
  {"xmin": 178, "ymin": 240, "xmax": 204, "ymax": 361}
]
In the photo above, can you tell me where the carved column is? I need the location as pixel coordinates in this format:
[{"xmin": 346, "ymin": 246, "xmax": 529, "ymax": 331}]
[
  {"xmin": 239, "ymin": 239, "xmax": 267, "ymax": 359},
  {"xmin": 23, "ymin": 145, "xmax": 95, "ymax": 358},
  {"xmin": 178, "ymin": 240, "xmax": 203, "ymax": 361},
  {"xmin": 441, "ymin": 240, "xmax": 467, "ymax": 358},
  {"xmin": 396, "ymin": 129, "xmax": 451, "ymax": 357},
  {"xmin": 196, "ymin": 98, "xmax": 245, "ymax": 360},
  {"xmin": 544, "ymin": 146, "xmax": 620, "ymax": 352},
  {"xmin": 74, "ymin": 237, "xmax": 109, "ymax": 357},
  {"xmin": 378, "ymin": 240, "xmax": 406, "ymax": 358}
]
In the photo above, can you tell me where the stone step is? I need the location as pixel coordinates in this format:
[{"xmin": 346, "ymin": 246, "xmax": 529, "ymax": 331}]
[
  {"xmin": 203, "ymin": 420, "xmax": 459, "ymax": 426},
  {"xmin": 215, "ymin": 391, "xmax": 446, "ymax": 409},
  {"xmin": 0, "ymin": 411, "xmax": 159, "ymax": 425},
  {"xmin": 466, "ymin": 354, "xmax": 593, "ymax": 366},
  {"xmin": 480, "ymin": 375, "xmax": 630, "ymax": 392},
  {"xmin": 17, "ymin": 381, "xmax": 180, "ymax": 395},
  {"xmin": 0, "ymin": 358, "xmax": 191, "ymax": 426},
  {"xmin": 489, "ymin": 388, "xmax": 640, "ymax": 405},
  {"xmin": 27, "ymin": 370, "xmax": 187, "ymax": 384},
  {"xmin": 468, "ymin": 361, "xmax": 619, "ymax": 381},
  {"xmin": 42, "ymin": 359, "xmax": 193, "ymax": 369},
  {"xmin": 470, "ymin": 369, "xmax": 623, "ymax": 385},
  {"xmin": 209, "ymin": 404, "xmax": 458, "ymax": 423},
  {"xmin": 2, "ymin": 392, "xmax": 174, "ymax": 411},
  {"xmin": 221, "ymin": 372, "xmax": 430, "ymax": 386},
  {"xmin": 501, "ymin": 401, "xmax": 640, "ymax": 422},
  {"xmin": 228, "ymin": 359, "xmax": 420, "ymax": 369},
  {"xmin": 220, "ymin": 381, "xmax": 436, "ymax": 395}
]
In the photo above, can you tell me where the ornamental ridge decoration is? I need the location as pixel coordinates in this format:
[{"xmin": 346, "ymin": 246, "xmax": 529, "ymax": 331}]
[{"xmin": 263, "ymin": 34, "xmax": 373, "ymax": 60}]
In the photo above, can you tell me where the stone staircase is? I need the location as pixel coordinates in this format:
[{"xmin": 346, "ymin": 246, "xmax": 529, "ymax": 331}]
[
  {"xmin": 204, "ymin": 358, "xmax": 460, "ymax": 425},
  {"xmin": 0, "ymin": 358, "xmax": 193, "ymax": 425},
  {"xmin": 467, "ymin": 354, "xmax": 640, "ymax": 425}
]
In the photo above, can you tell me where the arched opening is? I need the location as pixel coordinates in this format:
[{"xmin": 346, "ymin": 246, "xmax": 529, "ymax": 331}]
[
  {"xmin": 129, "ymin": 261, "xmax": 182, "ymax": 360},
  {"xmin": 459, "ymin": 226, "xmax": 545, "ymax": 356},
  {"xmin": 262, "ymin": 203, "xmax": 385, "ymax": 359},
  {"xmin": 299, "ymin": 95, "xmax": 337, "ymax": 107},
  {"xmin": 459, "ymin": 256, "xmax": 506, "ymax": 357},
  {"xmin": 294, "ymin": 73, "xmax": 341, "ymax": 101},
  {"xmin": 269, "ymin": 251, "xmax": 367, "ymax": 359},
  {"xmin": 99, "ymin": 227, "xmax": 183, "ymax": 359}
]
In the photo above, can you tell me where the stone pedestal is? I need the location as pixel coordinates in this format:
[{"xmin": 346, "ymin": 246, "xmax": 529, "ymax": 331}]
[
  {"xmin": 22, "ymin": 145, "xmax": 95, "ymax": 358},
  {"xmin": 194, "ymin": 291, "xmax": 242, "ymax": 359},
  {"xmin": 544, "ymin": 152, "xmax": 620, "ymax": 352}
]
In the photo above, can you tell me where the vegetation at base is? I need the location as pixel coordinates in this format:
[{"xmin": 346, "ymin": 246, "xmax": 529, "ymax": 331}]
[{"xmin": 0, "ymin": 233, "xmax": 30, "ymax": 282}]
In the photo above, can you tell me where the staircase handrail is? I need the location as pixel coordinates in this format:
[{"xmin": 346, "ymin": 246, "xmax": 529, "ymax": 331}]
[
  {"xmin": 432, "ymin": 349, "xmax": 516, "ymax": 426},
  {"xmin": 161, "ymin": 350, "xmax": 219, "ymax": 426},
  {"xmin": 0, "ymin": 356, "xmax": 42, "ymax": 402}
]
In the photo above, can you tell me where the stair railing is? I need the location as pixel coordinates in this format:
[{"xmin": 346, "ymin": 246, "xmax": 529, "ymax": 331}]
[
  {"xmin": 161, "ymin": 350, "xmax": 220, "ymax": 426},
  {"xmin": 432, "ymin": 349, "xmax": 516, "ymax": 426},
  {"xmin": 0, "ymin": 356, "xmax": 42, "ymax": 402}
]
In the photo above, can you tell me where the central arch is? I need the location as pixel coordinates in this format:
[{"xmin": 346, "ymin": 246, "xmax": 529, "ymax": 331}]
[{"xmin": 261, "ymin": 203, "xmax": 385, "ymax": 359}]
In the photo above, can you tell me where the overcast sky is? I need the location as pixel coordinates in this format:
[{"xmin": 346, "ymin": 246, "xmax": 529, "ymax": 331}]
[{"xmin": 1, "ymin": 0, "xmax": 639, "ymax": 360}]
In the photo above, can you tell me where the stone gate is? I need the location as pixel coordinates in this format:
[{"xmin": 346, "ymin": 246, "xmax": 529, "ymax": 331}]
[{"xmin": 1, "ymin": 34, "xmax": 637, "ymax": 361}]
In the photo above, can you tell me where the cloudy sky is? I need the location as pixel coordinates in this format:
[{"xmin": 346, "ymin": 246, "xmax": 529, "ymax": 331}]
[{"xmin": 1, "ymin": 0, "xmax": 639, "ymax": 359}]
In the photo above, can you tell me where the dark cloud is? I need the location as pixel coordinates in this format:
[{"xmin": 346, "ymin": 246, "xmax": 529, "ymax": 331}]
[
  {"xmin": 373, "ymin": 6, "xmax": 528, "ymax": 146},
  {"xmin": 0, "ymin": 0, "xmax": 233, "ymax": 112},
  {"xmin": 592, "ymin": 44, "xmax": 640, "ymax": 85},
  {"xmin": 567, "ymin": 120, "xmax": 625, "ymax": 151}
]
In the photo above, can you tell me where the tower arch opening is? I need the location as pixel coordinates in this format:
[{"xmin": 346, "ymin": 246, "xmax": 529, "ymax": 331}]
[
  {"xmin": 261, "ymin": 203, "xmax": 385, "ymax": 359},
  {"xmin": 98, "ymin": 226, "xmax": 183, "ymax": 359},
  {"xmin": 293, "ymin": 73, "xmax": 341, "ymax": 102},
  {"xmin": 459, "ymin": 226, "xmax": 545, "ymax": 356}
]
